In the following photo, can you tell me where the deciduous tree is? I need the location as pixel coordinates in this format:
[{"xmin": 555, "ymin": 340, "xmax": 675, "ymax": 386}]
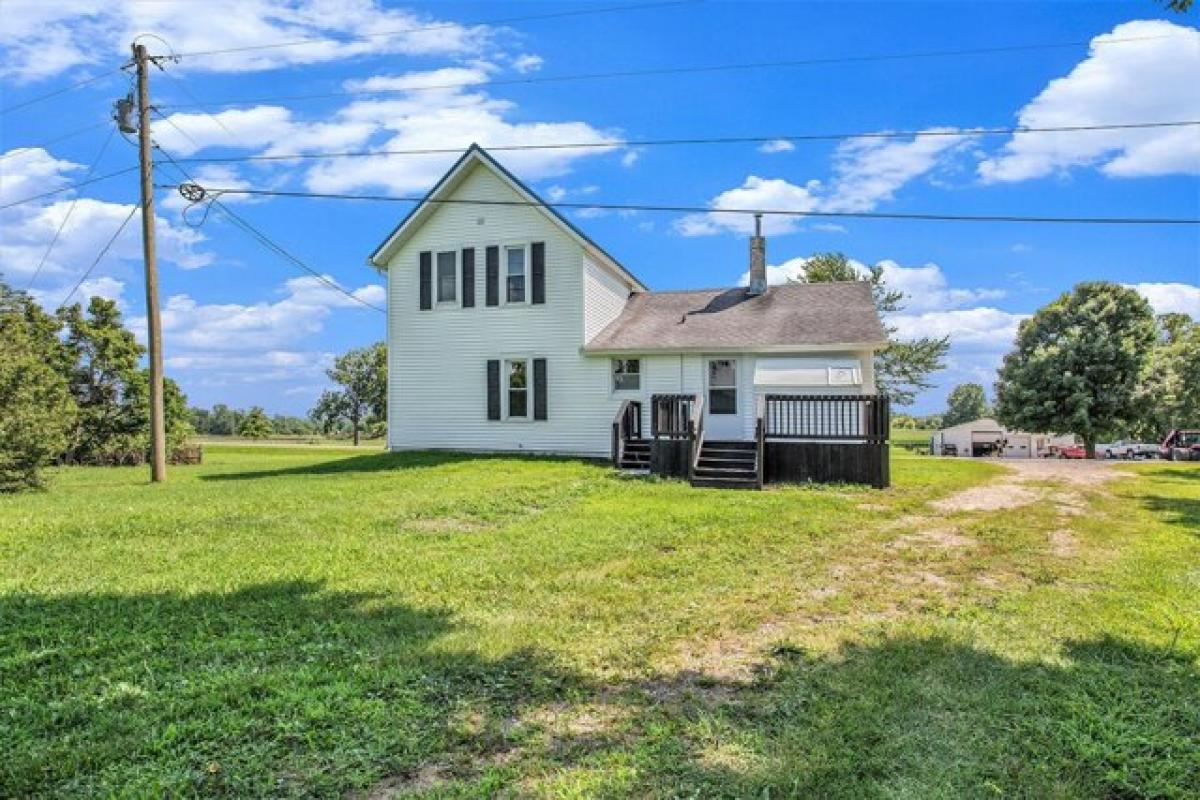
[
  {"xmin": 793, "ymin": 253, "xmax": 949, "ymax": 405},
  {"xmin": 309, "ymin": 342, "xmax": 386, "ymax": 446},
  {"xmin": 943, "ymin": 383, "xmax": 991, "ymax": 427},
  {"xmin": 238, "ymin": 406, "xmax": 273, "ymax": 439},
  {"xmin": 0, "ymin": 282, "xmax": 77, "ymax": 491},
  {"xmin": 995, "ymin": 282, "xmax": 1157, "ymax": 458}
]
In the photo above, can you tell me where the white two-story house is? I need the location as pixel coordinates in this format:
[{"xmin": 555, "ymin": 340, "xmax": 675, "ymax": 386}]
[{"xmin": 368, "ymin": 145, "xmax": 891, "ymax": 488}]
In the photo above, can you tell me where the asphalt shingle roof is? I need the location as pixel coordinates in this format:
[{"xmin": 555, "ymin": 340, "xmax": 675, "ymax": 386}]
[{"xmin": 584, "ymin": 281, "xmax": 888, "ymax": 352}]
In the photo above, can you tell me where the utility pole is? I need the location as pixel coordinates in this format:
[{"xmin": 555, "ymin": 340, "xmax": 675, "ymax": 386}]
[{"xmin": 133, "ymin": 42, "xmax": 167, "ymax": 482}]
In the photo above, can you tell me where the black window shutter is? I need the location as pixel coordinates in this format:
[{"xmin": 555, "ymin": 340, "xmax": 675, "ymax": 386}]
[
  {"xmin": 485, "ymin": 246, "xmax": 499, "ymax": 306},
  {"xmin": 533, "ymin": 358, "xmax": 547, "ymax": 420},
  {"xmin": 531, "ymin": 242, "xmax": 546, "ymax": 304},
  {"xmin": 418, "ymin": 251, "xmax": 432, "ymax": 310},
  {"xmin": 461, "ymin": 248, "xmax": 475, "ymax": 308},
  {"xmin": 486, "ymin": 359, "xmax": 501, "ymax": 420}
]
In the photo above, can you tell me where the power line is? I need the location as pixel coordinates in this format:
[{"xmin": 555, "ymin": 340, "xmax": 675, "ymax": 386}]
[
  {"xmin": 0, "ymin": 165, "xmax": 140, "ymax": 211},
  {"xmin": 158, "ymin": 33, "xmax": 1188, "ymax": 110},
  {"xmin": 27, "ymin": 126, "xmax": 119, "ymax": 292},
  {"xmin": 170, "ymin": 0, "xmax": 696, "ymax": 59},
  {"xmin": 0, "ymin": 121, "xmax": 113, "ymax": 161},
  {"xmin": 163, "ymin": 184, "xmax": 1200, "ymax": 226},
  {"xmin": 0, "ymin": 68, "xmax": 124, "ymax": 115},
  {"xmin": 57, "ymin": 201, "xmax": 140, "ymax": 310},
  {"xmin": 166, "ymin": 120, "xmax": 1200, "ymax": 164},
  {"xmin": 153, "ymin": 145, "xmax": 386, "ymax": 313}
]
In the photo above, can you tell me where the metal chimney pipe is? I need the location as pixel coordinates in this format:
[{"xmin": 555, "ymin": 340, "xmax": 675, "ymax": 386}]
[{"xmin": 747, "ymin": 213, "xmax": 767, "ymax": 296}]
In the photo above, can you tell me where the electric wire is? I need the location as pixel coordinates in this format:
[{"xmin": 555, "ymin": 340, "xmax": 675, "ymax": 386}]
[
  {"xmin": 0, "ymin": 121, "xmax": 113, "ymax": 161},
  {"xmin": 159, "ymin": 185, "xmax": 1200, "ymax": 226},
  {"xmin": 56, "ymin": 201, "xmax": 139, "ymax": 309},
  {"xmin": 157, "ymin": 33, "xmax": 1190, "ymax": 110},
  {"xmin": 170, "ymin": 0, "xmax": 697, "ymax": 58},
  {"xmin": 153, "ymin": 144, "xmax": 386, "ymax": 313},
  {"xmin": 0, "ymin": 68, "xmax": 124, "ymax": 115},
  {"xmin": 26, "ymin": 125, "xmax": 120, "ymax": 292},
  {"xmin": 162, "ymin": 120, "xmax": 1200, "ymax": 164},
  {"xmin": 0, "ymin": 165, "xmax": 140, "ymax": 210}
]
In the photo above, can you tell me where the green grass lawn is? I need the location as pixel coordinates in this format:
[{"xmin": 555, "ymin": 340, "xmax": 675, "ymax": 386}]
[{"xmin": 2, "ymin": 447, "xmax": 1197, "ymax": 798}]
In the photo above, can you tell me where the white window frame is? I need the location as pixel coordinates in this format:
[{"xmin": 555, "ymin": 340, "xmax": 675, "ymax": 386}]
[
  {"xmin": 611, "ymin": 358, "xmax": 641, "ymax": 393},
  {"xmin": 504, "ymin": 357, "xmax": 531, "ymax": 421},
  {"xmin": 435, "ymin": 250, "xmax": 457, "ymax": 305},
  {"xmin": 502, "ymin": 243, "xmax": 529, "ymax": 306}
]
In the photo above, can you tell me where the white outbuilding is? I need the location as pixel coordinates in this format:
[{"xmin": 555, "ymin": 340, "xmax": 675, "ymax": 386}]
[{"xmin": 931, "ymin": 418, "xmax": 1076, "ymax": 458}]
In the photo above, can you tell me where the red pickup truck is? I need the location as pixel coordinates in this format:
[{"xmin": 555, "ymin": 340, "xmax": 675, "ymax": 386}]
[{"xmin": 1160, "ymin": 429, "xmax": 1200, "ymax": 461}]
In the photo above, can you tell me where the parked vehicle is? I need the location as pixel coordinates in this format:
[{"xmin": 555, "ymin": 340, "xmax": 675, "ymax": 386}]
[
  {"xmin": 1097, "ymin": 439, "xmax": 1159, "ymax": 459},
  {"xmin": 1160, "ymin": 429, "xmax": 1200, "ymax": 461},
  {"xmin": 1057, "ymin": 445, "xmax": 1088, "ymax": 459}
]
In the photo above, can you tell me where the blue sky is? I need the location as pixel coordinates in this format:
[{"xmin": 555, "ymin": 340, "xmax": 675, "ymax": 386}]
[{"xmin": 2, "ymin": 1, "xmax": 1197, "ymax": 415}]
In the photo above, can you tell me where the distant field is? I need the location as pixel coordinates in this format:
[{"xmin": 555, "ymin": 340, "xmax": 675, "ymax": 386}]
[
  {"xmin": 891, "ymin": 427, "xmax": 935, "ymax": 453},
  {"xmin": 191, "ymin": 434, "xmax": 386, "ymax": 448},
  {"xmin": 2, "ymin": 447, "xmax": 1196, "ymax": 797}
]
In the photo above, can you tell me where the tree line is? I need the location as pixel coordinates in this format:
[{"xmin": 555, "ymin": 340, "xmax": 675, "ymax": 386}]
[
  {"xmin": 937, "ymin": 283, "xmax": 1198, "ymax": 456},
  {"xmin": 189, "ymin": 342, "xmax": 388, "ymax": 446},
  {"xmin": 1, "ymin": 281, "xmax": 192, "ymax": 491}
]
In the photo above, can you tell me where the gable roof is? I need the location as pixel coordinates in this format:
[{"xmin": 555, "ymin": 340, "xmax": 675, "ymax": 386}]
[
  {"xmin": 584, "ymin": 281, "xmax": 889, "ymax": 353},
  {"xmin": 367, "ymin": 144, "xmax": 647, "ymax": 291}
]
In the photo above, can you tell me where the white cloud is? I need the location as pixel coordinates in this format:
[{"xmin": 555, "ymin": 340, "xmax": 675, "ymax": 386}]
[
  {"xmin": 1129, "ymin": 281, "xmax": 1200, "ymax": 317},
  {"xmin": 1, "ymin": 0, "xmax": 496, "ymax": 82},
  {"xmin": 822, "ymin": 129, "xmax": 974, "ymax": 212},
  {"xmin": 735, "ymin": 255, "xmax": 1004, "ymax": 313},
  {"xmin": 295, "ymin": 68, "xmax": 623, "ymax": 194},
  {"xmin": 621, "ymin": 150, "xmax": 641, "ymax": 168},
  {"xmin": 512, "ymin": 54, "xmax": 544, "ymax": 74},
  {"xmin": 136, "ymin": 273, "xmax": 382, "ymax": 353},
  {"xmin": 758, "ymin": 139, "xmax": 795, "ymax": 154},
  {"xmin": 677, "ymin": 129, "xmax": 973, "ymax": 236},
  {"xmin": 676, "ymin": 176, "xmax": 822, "ymax": 236},
  {"xmin": 0, "ymin": 148, "xmax": 212, "ymax": 293},
  {"xmin": 891, "ymin": 307, "xmax": 1028, "ymax": 351},
  {"xmin": 979, "ymin": 20, "xmax": 1200, "ymax": 182},
  {"xmin": 811, "ymin": 223, "xmax": 847, "ymax": 233}
]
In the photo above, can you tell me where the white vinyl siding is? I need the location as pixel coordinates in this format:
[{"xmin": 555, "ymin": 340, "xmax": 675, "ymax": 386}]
[
  {"xmin": 386, "ymin": 163, "xmax": 626, "ymax": 456},
  {"xmin": 582, "ymin": 254, "xmax": 631, "ymax": 342}
]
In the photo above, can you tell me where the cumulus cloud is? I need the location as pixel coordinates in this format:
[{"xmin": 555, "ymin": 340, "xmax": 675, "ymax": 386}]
[
  {"xmin": 758, "ymin": 139, "xmax": 795, "ymax": 154},
  {"xmin": 677, "ymin": 129, "xmax": 974, "ymax": 236},
  {"xmin": 979, "ymin": 20, "xmax": 1200, "ymax": 182},
  {"xmin": 133, "ymin": 274, "xmax": 382, "ymax": 354},
  {"xmin": 1130, "ymin": 281, "xmax": 1200, "ymax": 317},
  {"xmin": 0, "ymin": 148, "xmax": 211, "ymax": 294},
  {"xmin": 1, "ymin": 0, "xmax": 496, "ymax": 82},
  {"xmin": 736, "ymin": 255, "xmax": 1004, "ymax": 312}
]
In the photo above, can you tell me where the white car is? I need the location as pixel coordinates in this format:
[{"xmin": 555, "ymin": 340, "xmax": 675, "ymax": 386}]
[{"xmin": 1097, "ymin": 440, "xmax": 1157, "ymax": 459}]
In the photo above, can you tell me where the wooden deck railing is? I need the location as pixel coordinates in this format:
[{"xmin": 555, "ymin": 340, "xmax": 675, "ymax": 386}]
[
  {"xmin": 763, "ymin": 394, "xmax": 890, "ymax": 443},
  {"xmin": 610, "ymin": 399, "xmax": 642, "ymax": 465},
  {"xmin": 688, "ymin": 395, "xmax": 706, "ymax": 482},
  {"xmin": 651, "ymin": 393, "xmax": 698, "ymax": 440}
]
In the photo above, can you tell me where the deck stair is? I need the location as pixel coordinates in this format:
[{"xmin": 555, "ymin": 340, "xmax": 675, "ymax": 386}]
[
  {"xmin": 690, "ymin": 440, "xmax": 759, "ymax": 489},
  {"xmin": 618, "ymin": 438, "xmax": 651, "ymax": 471}
]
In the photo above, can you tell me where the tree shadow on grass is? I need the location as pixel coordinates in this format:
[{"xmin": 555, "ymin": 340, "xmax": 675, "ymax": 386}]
[
  {"xmin": 521, "ymin": 635, "xmax": 1200, "ymax": 799},
  {"xmin": 1141, "ymin": 494, "xmax": 1200, "ymax": 533},
  {"xmin": 201, "ymin": 450, "xmax": 601, "ymax": 482},
  {"xmin": 0, "ymin": 580, "xmax": 587, "ymax": 798}
]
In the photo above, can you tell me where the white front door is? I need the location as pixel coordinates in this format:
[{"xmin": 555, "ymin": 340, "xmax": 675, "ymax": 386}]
[{"xmin": 704, "ymin": 357, "xmax": 743, "ymax": 440}]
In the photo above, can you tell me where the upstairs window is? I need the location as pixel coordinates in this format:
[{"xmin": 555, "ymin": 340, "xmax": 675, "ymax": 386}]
[
  {"xmin": 505, "ymin": 245, "xmax": 527, "ymax": 303},
  {"xmin": 611, "ymin": 358, "xmax": 640, "ymax": 392},
  {"xmin": 436, "ymin": 251, "xmax": 456, "ymax": 303}
]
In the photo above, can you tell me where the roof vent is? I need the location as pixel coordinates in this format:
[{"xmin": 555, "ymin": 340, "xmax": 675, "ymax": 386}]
[{"xmin": 747, "ymin": 213, "xmax": 767, "ymax": 296}]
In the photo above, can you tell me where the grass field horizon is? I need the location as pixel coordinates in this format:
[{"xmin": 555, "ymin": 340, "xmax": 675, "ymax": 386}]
[{"xmin": 3, "ymin": 445, "xmax": 1196, "ymax": 797}]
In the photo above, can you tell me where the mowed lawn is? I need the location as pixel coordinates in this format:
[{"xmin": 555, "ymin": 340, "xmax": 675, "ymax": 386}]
[{"xmin": 2, "ymin": 447, "xmax": 1197, "ymax": 798}]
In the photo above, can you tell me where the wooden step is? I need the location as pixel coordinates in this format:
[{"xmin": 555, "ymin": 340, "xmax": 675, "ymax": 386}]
[{"xmin": 690, "ymin": 475, "xmax": 759, "ymax": 489}]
